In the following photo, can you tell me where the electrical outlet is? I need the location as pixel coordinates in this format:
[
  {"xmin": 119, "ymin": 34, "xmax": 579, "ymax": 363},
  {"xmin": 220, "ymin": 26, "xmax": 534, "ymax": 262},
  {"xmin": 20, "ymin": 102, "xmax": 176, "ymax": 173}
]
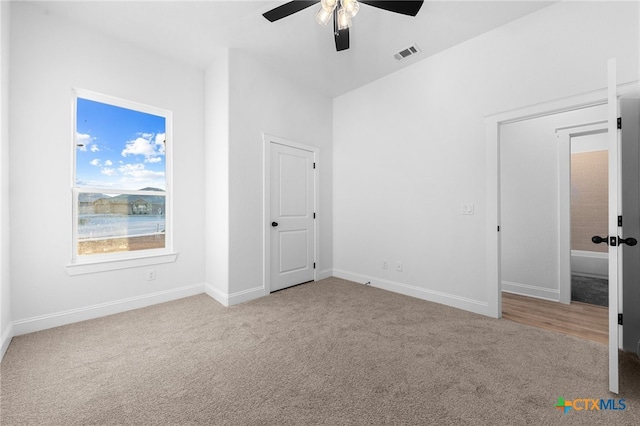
[
  {"xmin": 147, "ymin": 269, "xmax": 156, "ymax": 281},
  {"xmin": 382, "ymin": 260, "xmax": 388, "ymax": 269},
  {"xmin": 395, "ymin": 261, "xmax": 403, "ymax": 272}
]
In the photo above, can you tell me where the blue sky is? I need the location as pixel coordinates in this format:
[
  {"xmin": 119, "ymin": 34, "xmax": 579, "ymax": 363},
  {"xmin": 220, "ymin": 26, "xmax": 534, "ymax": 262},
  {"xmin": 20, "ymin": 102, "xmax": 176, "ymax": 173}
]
[{"xmin": 76, "ymin": 98, "xmax": 166, "ymax": 191}]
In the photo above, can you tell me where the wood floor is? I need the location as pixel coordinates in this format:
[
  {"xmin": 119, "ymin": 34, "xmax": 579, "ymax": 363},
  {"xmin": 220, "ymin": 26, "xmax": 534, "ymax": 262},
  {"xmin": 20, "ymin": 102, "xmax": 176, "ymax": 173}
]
[{"xmin": 502, "ymin": 292, "xmax": 608, "ymax": 345}]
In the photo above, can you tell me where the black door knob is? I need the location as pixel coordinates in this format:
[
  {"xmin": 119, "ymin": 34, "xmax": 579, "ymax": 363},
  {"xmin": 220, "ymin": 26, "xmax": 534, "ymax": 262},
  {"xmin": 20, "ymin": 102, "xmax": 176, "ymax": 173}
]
[
  {"xmin": 271, "ymin": 222, "xmax": 278, "ymax": 227},
  {"xmin": 592, "ymin": 236, "xmax": 608, "ymax": 244},
  {"xmin": 618, "ymin": 237, "xmax": 638, "ymax": 246}
]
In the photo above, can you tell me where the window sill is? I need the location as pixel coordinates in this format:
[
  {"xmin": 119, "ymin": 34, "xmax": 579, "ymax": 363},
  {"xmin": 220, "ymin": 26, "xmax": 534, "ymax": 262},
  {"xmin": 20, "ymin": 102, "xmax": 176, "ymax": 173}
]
[{"xmin": 66, "ymin": 252, "xmax": 178, "ymax": 276}]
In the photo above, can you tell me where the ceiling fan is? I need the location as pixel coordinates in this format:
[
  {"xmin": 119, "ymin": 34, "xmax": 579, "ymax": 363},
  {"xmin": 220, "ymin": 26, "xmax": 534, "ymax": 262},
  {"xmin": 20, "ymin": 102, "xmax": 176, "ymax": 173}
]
[{"xmin": 263, "ymin": 0, "xmax": 424, "ymax": 52}]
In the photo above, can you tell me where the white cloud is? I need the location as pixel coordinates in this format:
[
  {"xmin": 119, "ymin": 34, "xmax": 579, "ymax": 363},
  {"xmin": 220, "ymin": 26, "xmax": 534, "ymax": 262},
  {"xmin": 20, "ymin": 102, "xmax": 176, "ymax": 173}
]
[
  {"xmin": 155, "ymin": 133, "xmax": 166, "ymax": 154},
  {"xmin": 146, "ymin": 157, "xmax": 162, "ymax": 164},
  {"xmin": 76, "ymin": 132, "xmax": 93, "ymax": 152},
  {"xmin": 101, "ymin": 168, "xmax": 117, "ymax": 176},
  {"xmin": 104, "ymin": 160, "xmax": 113, "ymax": 166},
  {"xmin": 90, "ymin": 144, "xmax": 100, "ymax": 152},
  {"xmin": 118, "ymin": 163, "xmax": 145, "ymax": 173},
  {"xmin": 116, "ymin": 162, "xmax": 165, "ymax": 189},
  {"xmin": 121, "ymin": 133, "xmax": 165, "ymax": 159},
  {"xmin": 90, "ymin": 159, "xmax": 101, "ymax": 166},
  {"xmin": 118, "ymin": 163, "xmax": 164, "ymax": 179}
]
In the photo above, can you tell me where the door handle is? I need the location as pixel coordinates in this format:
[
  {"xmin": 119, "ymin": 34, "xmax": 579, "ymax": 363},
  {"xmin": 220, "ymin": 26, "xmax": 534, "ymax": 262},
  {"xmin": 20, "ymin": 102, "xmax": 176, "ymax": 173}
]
[
  {"xmin": 618, "ymin": 236, "xmax": 638, "ymax": 246},
  {"xmin": 271, "ymin": 222, "xmax": 278, "ymax": 227},
  {"xmin": 592, "ymin": 236, "xmax": 608, "ymax": 244}
]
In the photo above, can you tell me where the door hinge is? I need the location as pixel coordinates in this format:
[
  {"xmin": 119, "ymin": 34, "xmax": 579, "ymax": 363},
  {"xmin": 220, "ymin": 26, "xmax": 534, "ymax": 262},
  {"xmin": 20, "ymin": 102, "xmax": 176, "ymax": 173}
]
[
  {"xmin": 497, "ymin": 226, "xmax": 500, "ymax": 232},
  {"xmin": 313, "ymin": 262, "xmax": 316, "ymax": 269},
  {"xmin": 313, "ymin": 212, "xmax": 316, "ymax": 219},
  {"xmin": 617, "ymin": 117, "xmax": 622, "ymax": 130},
  {"xmin": 618, "ymin": 313, "xmax": 623, "ymax": 325},
  {"xmin": 618, "ymin": 215, "xmax": 623, "ymax": 227},
  {"xmin": 313, "ymin": 162, "xmax": 316, "ymax": 169}
]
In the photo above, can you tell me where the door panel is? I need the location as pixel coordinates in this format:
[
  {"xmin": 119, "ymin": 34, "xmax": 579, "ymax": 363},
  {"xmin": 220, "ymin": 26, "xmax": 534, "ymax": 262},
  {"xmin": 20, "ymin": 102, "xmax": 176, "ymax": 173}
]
[
  {"xmin": 270, "ymin": 142, "xmax": 315, "ymax": 292},
  {"xmin": 621, "ymin": 98, "xmax": 640, "ymax": 353},
  {"xmin": 279, "ymin": 229, "xmax": 309, "ymax": 273}
]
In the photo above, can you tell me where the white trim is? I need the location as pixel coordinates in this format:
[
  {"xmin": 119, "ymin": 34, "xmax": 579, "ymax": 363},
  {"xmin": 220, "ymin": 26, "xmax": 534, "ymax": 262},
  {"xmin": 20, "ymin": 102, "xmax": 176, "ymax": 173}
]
[
  {"xmin": 11, "ymin": 283, "xmax": 204, "ymax": 336},
  {"xmin": 229, "ymin": 286, "xmax": 264, "ymax": 306},
  {"xmin": 66, "ymin": 252, "xmax": 178, "ymax": 275},
  {"xmin": 204, "ymin": 283, "xmax": 228, "ymax": 307},
  {"xmin": 607, "ymin": 59, "xmax": 620, "ymax": 394},
  {"xmin": 1, "ymin": 322, "xmax": 13, "ymax": 361},
  {"xmin": 70, "ymin": 88, "xmax": 174, "ymax": 266},
  {"xmin": 204, "ymin": 283, "xmax": 264, "ymax": 307},
  {"xmin": 485, "ymin": 80, "xmax": 640, "ymax": 322},
  {"xmin": 317, "ymin": 269, "xmax": 333, "ymax": 280},
  {"xmin": 263, "ymin": 133, "xmax": 320, "ymax": 295},
  {"xmin": 333, "ymin": 269, "xmax": 489, "ymax": 316},
  {"xmin": 501, "ymin": 281, "xmax": 560, "ymax": 302}
]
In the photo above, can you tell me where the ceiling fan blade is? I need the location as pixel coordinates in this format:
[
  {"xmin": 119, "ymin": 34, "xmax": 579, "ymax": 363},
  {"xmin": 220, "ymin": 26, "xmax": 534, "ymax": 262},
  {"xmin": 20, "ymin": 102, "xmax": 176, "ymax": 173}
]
[
  {"xmin": 334, "ymin": 27, "xmax": 350, "ymax": 51},
  {"xmin": 359, "ymin": 0, "xmax": 424, "ymax": 16},
  {"xmin": 263, "ymin": 1, "xmax": 318, "ymax": 22}
]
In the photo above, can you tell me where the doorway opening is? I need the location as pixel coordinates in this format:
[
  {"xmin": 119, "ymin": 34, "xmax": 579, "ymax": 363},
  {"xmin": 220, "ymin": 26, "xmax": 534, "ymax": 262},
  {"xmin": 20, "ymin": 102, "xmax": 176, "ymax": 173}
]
[
  {"xmin": 498, "ymin": 103, "xmax": 609, "ymax": 343},
  {"xmin": 568, "ymin": 130, "xmax": 609, "ymax": 307}
]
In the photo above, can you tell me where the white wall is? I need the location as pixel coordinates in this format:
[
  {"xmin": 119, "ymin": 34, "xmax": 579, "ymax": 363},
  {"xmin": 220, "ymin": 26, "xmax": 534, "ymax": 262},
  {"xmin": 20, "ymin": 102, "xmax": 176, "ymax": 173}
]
[
  {"xmin": 333, "ymin": 1, "xmax": 639, "ymax": 315},
  {"xmin": 8, "ymin": 2, "xmax": 205, "ymax": 333},
  {"xmin": 204, "ymin": 50, "xmax": 230, "ymax": 303},
  {"xmin": 1, "ymin": 0, "xmax": 12, "ymax": 356},
  {"xmin": 500, "ymin": 105, "xmax": 607, "ymax": 301},
  {"xmin": 204, "ymin": 49, "xmax": 333, "ymax": 305},
  {"xmin": 226, "ymin": 50, "xmax": 333, "ymax": 299}
]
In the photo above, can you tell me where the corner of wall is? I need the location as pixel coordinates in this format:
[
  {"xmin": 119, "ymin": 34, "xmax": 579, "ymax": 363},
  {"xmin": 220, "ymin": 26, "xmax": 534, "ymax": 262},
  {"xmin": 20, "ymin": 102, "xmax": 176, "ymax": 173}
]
[
  {"xmin": 0, "ymin": 0, "xmax": 12, "ymax": 361},
  {"xmin": 204, "ymin": 50, "xmax": 230, "ymax": 298}
]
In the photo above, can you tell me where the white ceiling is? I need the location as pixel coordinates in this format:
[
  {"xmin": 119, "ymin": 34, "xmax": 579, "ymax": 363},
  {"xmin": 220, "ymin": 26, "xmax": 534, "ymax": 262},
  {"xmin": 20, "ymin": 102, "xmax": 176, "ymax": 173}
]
[{"xmin": 28, "ymin": 0, "xmax": 557, "ymax": 97}]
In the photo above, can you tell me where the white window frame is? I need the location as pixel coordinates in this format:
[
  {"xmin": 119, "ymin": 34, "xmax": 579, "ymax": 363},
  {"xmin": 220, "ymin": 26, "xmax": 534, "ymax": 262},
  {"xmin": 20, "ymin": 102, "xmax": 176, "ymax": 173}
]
[{"xmin": 66, "ymin": 89, "xmax": 176, "ymax": 276}]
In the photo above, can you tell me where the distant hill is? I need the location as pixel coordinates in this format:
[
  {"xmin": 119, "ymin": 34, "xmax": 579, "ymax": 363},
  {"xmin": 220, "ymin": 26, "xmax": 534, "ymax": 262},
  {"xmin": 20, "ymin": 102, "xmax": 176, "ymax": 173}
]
[{"xmin": 79, "ymin": 187, "xmax": 165, "ymax": 204}]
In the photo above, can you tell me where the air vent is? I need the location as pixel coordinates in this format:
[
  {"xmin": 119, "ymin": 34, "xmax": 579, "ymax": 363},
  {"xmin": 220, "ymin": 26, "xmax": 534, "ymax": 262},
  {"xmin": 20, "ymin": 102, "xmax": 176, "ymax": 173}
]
[{"xmin": 394, "ymin": 44, "xmax": 421, "ymax": 61}]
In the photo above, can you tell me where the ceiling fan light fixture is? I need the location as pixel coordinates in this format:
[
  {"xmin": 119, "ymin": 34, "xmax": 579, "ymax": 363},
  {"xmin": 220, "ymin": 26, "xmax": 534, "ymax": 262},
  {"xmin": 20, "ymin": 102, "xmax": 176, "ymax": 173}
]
[
  {"xmin": 337, "ymin": 8, "xmax": 352, "ymax": 30},
  {"xmin": 341, "ymin": 0, "xmax": 360, "ymax": 18},
  {"xmin": 321, "ymin": 0, "xmax": 338, "ymax": 11},
  {"xmin": 315, "ymin": 6, "xmax": 333, "ymax": 26}
]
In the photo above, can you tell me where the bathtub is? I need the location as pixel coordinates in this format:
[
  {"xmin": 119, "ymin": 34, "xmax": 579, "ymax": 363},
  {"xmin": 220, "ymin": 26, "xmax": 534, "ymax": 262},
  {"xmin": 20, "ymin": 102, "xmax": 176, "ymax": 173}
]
[{"xmin": 571, "ymin": 250, "xmax": 608, "ymax": 278}]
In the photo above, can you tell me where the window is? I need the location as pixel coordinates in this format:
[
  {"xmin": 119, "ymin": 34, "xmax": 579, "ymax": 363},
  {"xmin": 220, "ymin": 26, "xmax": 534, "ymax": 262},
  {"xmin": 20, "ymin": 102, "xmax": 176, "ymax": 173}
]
[{"xmin": 71, "ymin": 89, "xmax": 173, "ymax": 269}]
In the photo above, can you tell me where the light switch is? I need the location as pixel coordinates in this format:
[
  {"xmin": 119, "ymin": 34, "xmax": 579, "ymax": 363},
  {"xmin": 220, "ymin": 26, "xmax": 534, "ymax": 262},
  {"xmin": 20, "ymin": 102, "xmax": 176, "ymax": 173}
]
[{"xmin": 461, "ymin": 203, "xmax": 474, "ymax": 215}]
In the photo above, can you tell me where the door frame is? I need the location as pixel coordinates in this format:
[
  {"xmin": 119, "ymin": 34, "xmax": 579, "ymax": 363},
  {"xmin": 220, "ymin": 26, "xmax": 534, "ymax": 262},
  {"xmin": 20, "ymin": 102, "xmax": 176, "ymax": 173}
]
[
  {"xmin": 556, "ymin": 121, "xmax": 608, "ymax": 305},
  {"xmin": 263, "ymin": 133, "xmax": 319, "ymax": 295},
  {"xmin": 485, "ymin": 80, "xmax": 639, "ymax": 318}
]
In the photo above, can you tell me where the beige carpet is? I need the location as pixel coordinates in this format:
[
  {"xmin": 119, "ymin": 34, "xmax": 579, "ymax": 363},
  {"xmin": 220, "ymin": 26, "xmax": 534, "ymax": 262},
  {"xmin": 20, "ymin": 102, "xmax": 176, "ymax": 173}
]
[{"xmin": 1, "ymin": 277, "xmax": 639, "ymax": 425}]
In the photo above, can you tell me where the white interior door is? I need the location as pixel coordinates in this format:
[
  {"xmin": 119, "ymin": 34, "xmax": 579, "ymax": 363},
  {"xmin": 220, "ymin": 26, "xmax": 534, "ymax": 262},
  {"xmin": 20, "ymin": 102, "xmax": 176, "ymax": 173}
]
[
  {"xmin": 270, "ymin": 142, "xmax": 315, "ymax": 292},
  {"xmin": 607, "ymin": 58, "xmax": 621, "ymax": 394},
  {"xmin": 620, "ymin": 97, "xmax": 640, "ymax": 353}
]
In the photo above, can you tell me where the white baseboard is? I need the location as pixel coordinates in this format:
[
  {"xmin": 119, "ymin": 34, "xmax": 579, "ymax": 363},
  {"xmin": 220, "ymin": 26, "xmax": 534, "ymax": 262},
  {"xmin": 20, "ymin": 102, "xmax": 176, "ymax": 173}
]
[
  {"xmin": 204, "ymin": 283, "xmax": 264, "ymax": 307},
  {"xmin": 204, "ymin": 283, "xmax": 229, "ymax": 306},
  {"xmin": 502, "ymin": 280, "xmax": 560, "ymax": 302},
  {"xmin": 332, "ymin": 269, "xmax": 489, "ymax": 316},
  {"xmin": 1, "ymin": 321, "xmax": 14, "ymax": 361},
  {"xmin": 11, "ymin": 283, "xmax": 205, "ymax": 337},
  {"xmin": 317, "ymin": 269, "xmax": 333, "ymax": 280},
  {"xmin": 229, "ymin": 286, "xmax": 264, "ymax": 305}
]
